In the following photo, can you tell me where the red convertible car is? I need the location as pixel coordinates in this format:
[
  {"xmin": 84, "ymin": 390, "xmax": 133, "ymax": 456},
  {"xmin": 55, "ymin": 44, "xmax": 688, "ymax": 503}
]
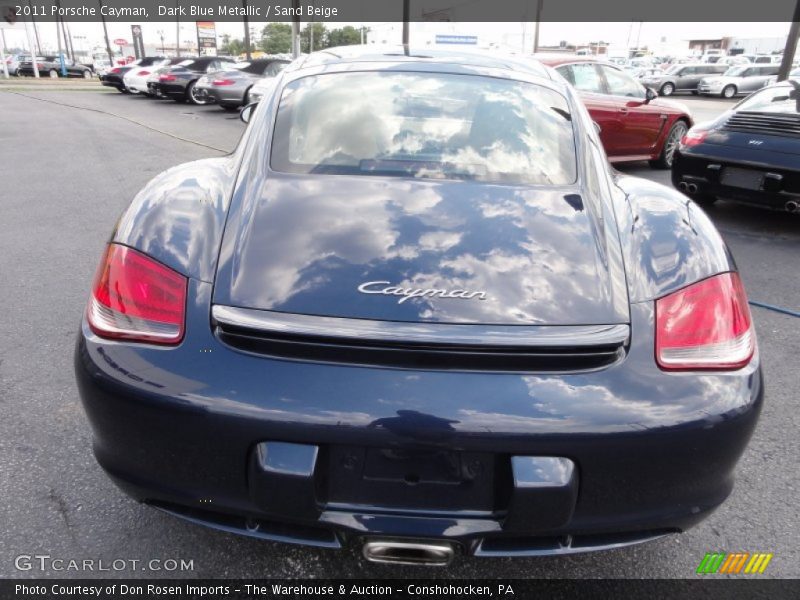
[{"xmin": 538, "ymin": 56, "xmax": 693, "ymax": 168}]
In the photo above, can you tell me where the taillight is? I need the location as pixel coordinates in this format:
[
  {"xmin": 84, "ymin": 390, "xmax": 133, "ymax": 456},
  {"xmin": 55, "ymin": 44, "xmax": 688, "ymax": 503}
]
[
  {"xmin": 137, "ymin": 70, "xmax": 150, "ymax": 76},
  {"xmin": 655, "ymin": 272, "xmax": 754, "ymax": 371},
  {"xmin": 87, "ymin": 244, "xmax": 187, "ymax": 345},
  {"xmin": 37, "ymin": 63, "xmax": 44, "ymax": 69},
  {"xmin": 159, "ymin": 74, "xmax": 176, "ymax": 82},
  {"xmin": 212, "ymin": 78, "xmax": 235, "ymax": 86},
  {"xmin": 111, "ymin": 67, "xmax": 122, "ymax": 73},
  {"xmin": 680, "ymin": 129, "xmax": 708, "ymax": 147}
]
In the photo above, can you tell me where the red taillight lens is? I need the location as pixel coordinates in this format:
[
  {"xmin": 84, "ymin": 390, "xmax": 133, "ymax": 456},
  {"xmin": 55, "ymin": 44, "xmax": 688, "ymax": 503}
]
[
  {"xmin": 159, "ymin": 74, "xmax": 177, "ymax": 82},
  {"xmin": 37, "ymin": 63, "xmax": 44, "ymax": 69},
  {"xmin": 111, "ymin": 67, "xmax": 122, "ymax": 73},
  {"xmin": 656, "ymin": 272, "xmax": 754, "ymax": 371},
  {"xmin": 212, "ymin": 78, "xmax": 235, "ymax": 86},
  {"xmin": 680, "ymin": 129, "xmax": 708, "ymax": 147},
  {"xmin": 137, "ymin": 70, "xmax": 150, "ymax": 76},
  {"xmin": 87, "ymin": 244, "xmax": 187, "ymax": 345}
]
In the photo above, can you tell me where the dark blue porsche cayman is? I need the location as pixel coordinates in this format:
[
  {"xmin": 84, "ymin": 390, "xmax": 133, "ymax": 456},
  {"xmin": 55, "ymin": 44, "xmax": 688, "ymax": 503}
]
[{"xmin": 75, "ymin": 47, "xmax": 763, "ymax": 565}]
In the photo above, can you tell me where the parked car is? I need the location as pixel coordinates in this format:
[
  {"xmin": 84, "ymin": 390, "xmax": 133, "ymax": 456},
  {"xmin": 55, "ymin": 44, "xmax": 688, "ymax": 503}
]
[
  {"xmin": 764, "ymin": 68, "xmax": 800, "ymax": 87},
  {"xmin": 639, "ymin": 63, "xmax": 729, "ymax": 96},
  {"xmin": 142, "ymin": 58, "xmax": 188, "ymax": 97},
  {"xmin": 121, "ymin": 57, "xmax": 171, "ymax": 94},
  {"xmin": 698, "ymin": 65, "xmax": 781, "ymax": 98},
  {"xmin": 673, "ymin": 80, "xmax": 800, "ymax": 213},
  {"xmin": 245, "ymin": 74, "xmax": 281, "ymax": 104},
  {"xmin": 18, "ymin": 56, "xmax": 92, "ymax": 79},
  {"xmin": 537, "ymin": 55, "xmax": 693, "ymax": 168},
  {"xmin": 4, "ymin": 53, "xmax": 27, "ymax": 75},
  {"xmin": 76, "ymin": 47, "xmax": 762, "ymax": 562},
  {"xmin": 147, "ymin": 56, "xmax": 236, "ymax": 105},
  {"xmin": 193, "ymin": 57, "xmax": 290, "ymax": 110}
]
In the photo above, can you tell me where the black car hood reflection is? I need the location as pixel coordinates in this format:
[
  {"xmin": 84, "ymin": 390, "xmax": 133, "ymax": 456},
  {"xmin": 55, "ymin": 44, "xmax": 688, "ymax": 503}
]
[{"xmin": 213, "ymin": 173, "xmax": 629, "ymax": 326}]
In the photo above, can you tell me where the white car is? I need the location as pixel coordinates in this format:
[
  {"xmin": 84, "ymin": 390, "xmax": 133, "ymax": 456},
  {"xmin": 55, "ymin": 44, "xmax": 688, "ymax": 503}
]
[{"xmin": 122, "ymin": 57, "xmax": 171, "ymax": 94}]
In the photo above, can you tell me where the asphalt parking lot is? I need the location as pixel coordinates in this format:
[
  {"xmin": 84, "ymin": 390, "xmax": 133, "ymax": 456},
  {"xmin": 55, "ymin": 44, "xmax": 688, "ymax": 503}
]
[{"xmin": 0, "ymin": 87, "xmax": 798, "ymax": 579}]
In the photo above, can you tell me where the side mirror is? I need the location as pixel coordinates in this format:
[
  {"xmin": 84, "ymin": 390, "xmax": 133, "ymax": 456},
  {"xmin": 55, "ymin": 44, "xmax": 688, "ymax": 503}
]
[
  {"xmin": 240, "ymin": 102, "xmax": 257, "ymax": 124},
  {"xmin": 592, "ymin": 121, "xmax": 601, "ymax": 134},
  {"xmin": 644, "ymin": 87, "xmax": 658, "ymax": 103}
]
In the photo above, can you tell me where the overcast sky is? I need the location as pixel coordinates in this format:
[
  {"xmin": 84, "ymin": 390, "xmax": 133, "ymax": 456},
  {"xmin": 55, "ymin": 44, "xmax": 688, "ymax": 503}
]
[{"xmin": 2, "ymin": 20, "xmax": 792, "ymax": 55}]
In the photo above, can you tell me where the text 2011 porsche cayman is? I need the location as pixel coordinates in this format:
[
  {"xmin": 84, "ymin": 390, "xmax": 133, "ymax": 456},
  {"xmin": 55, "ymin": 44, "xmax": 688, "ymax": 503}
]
[{"xmin": 75, "ymin": 47, "xmax": 763, "ymax": 565}]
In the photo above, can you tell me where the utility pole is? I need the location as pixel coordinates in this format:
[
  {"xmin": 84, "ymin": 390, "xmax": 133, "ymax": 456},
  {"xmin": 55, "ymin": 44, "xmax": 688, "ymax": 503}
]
[
  {"xmin": 533, "ymin": 0, "xmax": 543, "ymax": 53},
  {"xmin": 402, "ymin": 0, "xmax": 409, "ymax": 46},
  {"xmin": 777, "ymin": 0, "xmax": 800, "ymax": 81},
  {"xmin": 175, "ymin": 0, "xmax": 180, "ymax": 57},
  {"xmin": 23, "ymin": 20, "xmax": 39, "ymax": 77},
  {"xmin": 291, "ymin": 0, "xmax": 300, "ymax": 58},
  {"xmin": 98, "ymin": 0, "xmax": 114, "ymax": 65},
  {"xmin": 242, "ymin": 0, "xmax": 251, "ymax": 59},
  {"xmin": 27, "ymin": 0, "xmax": 42, "ymax": 55}
]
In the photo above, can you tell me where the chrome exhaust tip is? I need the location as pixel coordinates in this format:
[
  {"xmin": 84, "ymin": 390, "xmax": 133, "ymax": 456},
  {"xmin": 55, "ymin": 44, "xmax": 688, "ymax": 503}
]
[
  {"xmin": 785, "ymin": 200, "xmax": 798, "ymax": 213},
  {"xmin": 687, "ymin": 183, "xmax": 698, "ymax": 194},
  {"xmin": 678, "ymin": 182, "xmax": 689, "ymax": 192},
  {"xmin": 362, "ymin": 540, "xmax": 456, "ymax": 566}
]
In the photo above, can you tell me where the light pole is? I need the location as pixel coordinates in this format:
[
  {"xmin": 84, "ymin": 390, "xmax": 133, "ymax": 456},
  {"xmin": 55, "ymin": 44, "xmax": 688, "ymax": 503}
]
[
  {"xmin": 157, "ymin": 30, "xmax": 165, "ymax": 55},
  {"xmin": 98, "ymin": 0, "xmax": 114, "ymax": 66},
  {"xmin": 777, "ymin": 0, "xmax": 800, "ymax": 82}
]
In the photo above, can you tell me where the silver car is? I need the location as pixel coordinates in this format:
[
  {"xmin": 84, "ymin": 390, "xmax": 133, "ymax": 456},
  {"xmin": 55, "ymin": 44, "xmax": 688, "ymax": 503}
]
[
  {"xmin": 640, "ymin": 63, "xmax": 728, "ymax": 96},
  {"xmin": 194, "ymin": 58, "xmax": 289, "ymax": 110},
  {"xmin": 698, "ymin": 65, "xmax": 781, "ymax": 98}
]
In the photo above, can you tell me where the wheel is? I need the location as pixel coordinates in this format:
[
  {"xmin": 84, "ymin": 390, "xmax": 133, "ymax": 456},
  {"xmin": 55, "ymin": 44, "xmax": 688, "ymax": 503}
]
[
  {"xmin": 186, "ymin": 80, "xmax": 210, "ymax": 105},
  {"xmin": 83, "ymin": 70, "xmax": 91, "ymax": 79},
  {"xmin": 220, "ymin": 104, "xmax": 239, "ymax": 111},
  {"xmin": 119, "ymin": 87, "xmax": 130, "ymax": 94},
  {"xmin": 659, "ymin": 82, "xmax": 675, "ymax": 96},
  {"xmin": 691, "ymin": 90, "xmax": 699, "ymax": 95},
  {"xmin": 48, "ymin": 69, "xmax": 58, "ymax": 79},
  {"xmin": 722, "ymin": 85, "xmax": 737, "ymax": 99},
  {"xmin": 649, "ymin": 120, "xmax": 688, "ymax": 169}
]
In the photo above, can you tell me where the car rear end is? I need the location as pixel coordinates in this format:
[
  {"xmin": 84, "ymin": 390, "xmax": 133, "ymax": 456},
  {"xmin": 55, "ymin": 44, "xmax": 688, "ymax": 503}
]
[
  {"xmin": 194, "ymin": 71, "xmax": 249, "ymax": 106},
  {"xmin": 76, "ymin": 57, "xmax": 763, "ymax": 561},
  {"xmin": 673, "ymin": 83, "xmax": 800, "ymax": 211}
]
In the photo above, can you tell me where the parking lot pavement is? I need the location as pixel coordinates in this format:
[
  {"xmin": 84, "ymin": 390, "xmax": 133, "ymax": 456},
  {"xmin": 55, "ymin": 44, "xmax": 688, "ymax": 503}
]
[{"xmin": 0, "ymin": 90, "xmax": 797, "ymax": 579}]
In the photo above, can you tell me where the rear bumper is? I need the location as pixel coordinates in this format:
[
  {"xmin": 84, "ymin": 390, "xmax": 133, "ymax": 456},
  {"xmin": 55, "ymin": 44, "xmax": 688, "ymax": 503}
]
[
  {"xmin": 194, "ymin": 85, "xmax": 245, "ymax": 105},
  {"xmin": 75, "ymin": 280, "xmax": 764, "ymax": 555},
  {"xmin": 673, "ymin": 149, "xmax": 800, "ymax": 209}
]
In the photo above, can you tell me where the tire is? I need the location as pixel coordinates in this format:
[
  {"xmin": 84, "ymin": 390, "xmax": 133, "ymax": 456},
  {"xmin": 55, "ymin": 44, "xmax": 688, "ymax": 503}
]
[
  {"xmin": 649, "ymin": 120, "xmax": 688, "ymax": 170},
  {"xmin": 49, "ymin": 69, "xmax": 58, "ymax": 79},
  {"xmin": 659, "ymin": 82, "xmax": 675, "ymax": 96},
  {"xmin": 186, "ymin": 80, "xmax": 210, "ymax": 105},
  {"xmin": 83, "ymin": 70, "xmax": 91, "ymax": 79},
  {"xmin": 691, "ymin": 90, "xmax": 699, "ymax": 95},
  {"xmin": 119, "ymin": 87, "xmax": 130, "ymax": 94},
  {"xmin": 722, "ymin": 85, "xmax": 737, "ymax": 99}
]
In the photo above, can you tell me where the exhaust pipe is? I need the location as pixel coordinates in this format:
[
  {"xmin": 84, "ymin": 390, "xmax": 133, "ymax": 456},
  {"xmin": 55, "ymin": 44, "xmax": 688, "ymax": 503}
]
[
  {"xmin": 678, "ymin": 182, "xmax": 689, "ymax": 192},
  {"xmin": 362, "ymin": 540, "xmax": 456, "ymax": 566},
  {"xmin": 687, "ymin": 183, "xmax": 698, "ymax": 194},
  {"xmin": 785, "ymin": 200, "xmax": 798, "ymax": 213}
]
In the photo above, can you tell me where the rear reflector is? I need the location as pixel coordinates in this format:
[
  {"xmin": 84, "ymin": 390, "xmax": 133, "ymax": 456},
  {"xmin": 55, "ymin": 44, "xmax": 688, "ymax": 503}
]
[
  {"xmin": 656, "ymin": 272, "xmax": 754, "ymax": 370},
  {"xmin": 87, "ymin": 244, "xmax": 187, "ymax": 345}
]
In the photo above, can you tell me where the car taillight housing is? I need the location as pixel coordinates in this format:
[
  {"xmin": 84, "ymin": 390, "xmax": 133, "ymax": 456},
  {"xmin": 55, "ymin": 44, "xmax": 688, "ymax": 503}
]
[
  {"xmin": 680, "ymin": 129, "xmax": 708, "ymax": 147},
  {"xmin": 656, "ymin": 272, "xmax": 754, "ymax": 371},
  {"xmin": 159, "ymin": 73, "xmax": 176, "ymax": 82},
  {"xmin": 87, "ymin": 244, "xmax": 187, "ymax": 345},
  {"xmin": 212, "ymin": 78, "xmax": 235, "ymax": 86},
  {"xmin": 137, "ymin": 70, "xmax": 150, "ymax": 76},
  {"xmin": 111, "ymin": 67, "xmax": 122, "ymax": 74}
]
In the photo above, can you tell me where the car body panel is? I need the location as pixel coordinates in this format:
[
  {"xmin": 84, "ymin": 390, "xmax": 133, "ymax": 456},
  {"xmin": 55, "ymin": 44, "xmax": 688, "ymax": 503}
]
[
  {"xmin": 672, "ymin": 82, "xmax": 800, "ymax": 210},
  {"xmin": 76, "ymin": 47, "xmax": 763, "ymax": 555},
  {"xmin": 537, "ymin": 56, "xmax": 693, "ymax": 162}
]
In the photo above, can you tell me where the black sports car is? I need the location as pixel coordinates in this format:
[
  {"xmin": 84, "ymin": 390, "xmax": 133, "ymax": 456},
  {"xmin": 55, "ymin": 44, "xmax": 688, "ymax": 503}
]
[
  {"xmin": 76, "ymin": 47, "xmax": 763, "ymax": 565},
  {"xmin": 147, "ymin": 56, "xmax": 236, "ymax": 104},
  {"xmin": 672, "ymin": 80, "xmax": 800, "ymax": 212},
  {"xmin": 18, "ymin": 56, "xmax": 92, "ymax": 79},
  {"xmin": 99, "ymin": 57, "xmax": 167, "ymax": 93}
]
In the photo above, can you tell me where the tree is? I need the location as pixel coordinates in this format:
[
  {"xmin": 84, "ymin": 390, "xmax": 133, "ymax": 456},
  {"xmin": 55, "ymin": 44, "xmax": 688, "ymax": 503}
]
[
  {"xmin": 220, "ymin": 35, "xmax": 250, "ymax": 58},
  {"xmin": 300, "ymin": 23, "xmax": 327, "ymax": 53},
  {"xmin": 327, "ymin": 26, "xmax": 363, "ymax": 48},
  {"xmin": 260, "ymin": 23, "xmax": 292, "ymax": 55}
]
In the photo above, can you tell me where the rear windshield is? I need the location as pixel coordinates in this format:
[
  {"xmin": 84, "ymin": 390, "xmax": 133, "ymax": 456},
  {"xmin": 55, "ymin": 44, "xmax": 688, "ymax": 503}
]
[
  {"xmin": 270, "ymin": 71, "xmax": 576, "ymax": 185},
  {"xmin": 736, "ymin": 85, "xmax": 799, "ymax": 114}
]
